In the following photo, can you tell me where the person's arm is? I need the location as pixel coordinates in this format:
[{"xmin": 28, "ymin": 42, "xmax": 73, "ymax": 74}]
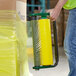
[{"xmin": 47, "ymin": 0, "xmax": 68, "ymax": 21}]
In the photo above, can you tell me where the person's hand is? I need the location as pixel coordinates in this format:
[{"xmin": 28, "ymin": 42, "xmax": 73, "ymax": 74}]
[{"xmin": 46, "ymin": 8, "xmax": 62, "ymax": 21}]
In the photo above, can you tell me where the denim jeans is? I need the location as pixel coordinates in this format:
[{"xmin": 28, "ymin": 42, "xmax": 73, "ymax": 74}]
[{"xmin": 64, "ymin": 8, "xmax": 76, "ymax": 76}]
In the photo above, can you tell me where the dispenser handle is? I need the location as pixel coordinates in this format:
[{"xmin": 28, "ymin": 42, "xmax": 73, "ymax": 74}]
[
  {"xmin": 30, "ymin": 13, "xmax": 59, "ymax": 70},
  {"xmin": 53, "ymin": 21, "xmax": 59, "ymax": 67}
]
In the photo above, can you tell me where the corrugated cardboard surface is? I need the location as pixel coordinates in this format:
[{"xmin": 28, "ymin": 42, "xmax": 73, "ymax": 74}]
[
  {"xmin": 17, "ymin": 0, "xmax": 26, "ymax": 3},
  {"xmin": 0, "ymin": 0, "xmax": 16, "ymax": 10},
  {"xmin": 0, "ymin": 0, "xmax": 26, "ymax": 10},
  {"xmin": 0, "ymin": 0, "xmax": 27, "ymax": 22}
]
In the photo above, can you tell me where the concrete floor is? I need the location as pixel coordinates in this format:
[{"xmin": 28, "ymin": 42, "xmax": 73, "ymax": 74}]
[{"xmin": 28, "ymin": 47, "xmax": 69, "ymax": 76}]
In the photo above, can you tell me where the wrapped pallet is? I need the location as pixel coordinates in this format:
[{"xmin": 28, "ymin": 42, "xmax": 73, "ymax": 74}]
[{"xmin": 0, "ymin": 0, "xmax": 29, "ymax": 76}]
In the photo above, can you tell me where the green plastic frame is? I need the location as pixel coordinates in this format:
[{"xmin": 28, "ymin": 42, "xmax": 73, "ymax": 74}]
[{"xmin": 30, "ymin": 13, "xmax": 50, "ymax": 19}]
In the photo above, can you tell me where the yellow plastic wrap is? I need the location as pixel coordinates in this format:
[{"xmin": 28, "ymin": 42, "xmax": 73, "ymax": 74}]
[
  {"xmin": 0, "ymin": 10, "xmax": 29, "ymax": 76},
  {"xmin": 38, "ymin": 19, "xmax": 53, "ymax": 66}
]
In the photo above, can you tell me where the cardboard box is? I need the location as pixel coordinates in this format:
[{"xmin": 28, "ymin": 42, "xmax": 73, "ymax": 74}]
[
  {"xmin": 16, "ymin": 0, "xmax": 27, "ymax": 22},
  {"xmin": 17, "ymin": 0, "xmax": 26, "ymax": 3},
  {"xmin": 0, "ymin": 0, "xmax": 16, "ymax": 10}
]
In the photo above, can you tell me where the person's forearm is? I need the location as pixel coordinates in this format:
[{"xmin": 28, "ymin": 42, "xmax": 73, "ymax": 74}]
[{"xmin": 55, "ymin": 0, "xmax": 68, "ymax": 9}]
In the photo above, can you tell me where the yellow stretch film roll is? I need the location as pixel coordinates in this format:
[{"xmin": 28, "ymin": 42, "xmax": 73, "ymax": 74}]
[{"xmin": 38, "ymin": 19, "xmax": 53, "ymax": 66}]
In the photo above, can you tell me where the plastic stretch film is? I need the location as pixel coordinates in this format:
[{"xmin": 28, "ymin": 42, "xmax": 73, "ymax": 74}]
[
  {"xmin": 31, "ymin": 18, "xmax": 40, "ymax": 67},
  {"xmin": 38, "ymin": 19, "xmax": 53, "ymax": 66},
  {"xmin": 0, "ymin": 10, "xmax": 29, "ymax": 76}
]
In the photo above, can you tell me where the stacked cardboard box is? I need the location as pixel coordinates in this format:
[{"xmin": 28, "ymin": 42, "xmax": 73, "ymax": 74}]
[{"xmin": 0, "ymin": 0, "xmax": 16, "ymax": 10}]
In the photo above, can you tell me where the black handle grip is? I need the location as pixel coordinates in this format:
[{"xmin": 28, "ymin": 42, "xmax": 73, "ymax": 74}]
[{"xmin": 53, "ymin": 21, "xmax": 59, "ymax": 67}]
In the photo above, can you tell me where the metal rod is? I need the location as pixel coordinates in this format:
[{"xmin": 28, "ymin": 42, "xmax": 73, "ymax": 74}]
[
  {"xmin": 47, "ymin": 0, "xmax": 50, "ymax": 9},
  {"xmin": 27, "ymin": 4, "xmax": 41, "ymax": 7},
  {"xmin": 31, "ymin": 0, "xmax": 34, "ymax": 13},
  {"xmin": 40, "ymin": 0, "xmax": 45, "ymax": 13}
]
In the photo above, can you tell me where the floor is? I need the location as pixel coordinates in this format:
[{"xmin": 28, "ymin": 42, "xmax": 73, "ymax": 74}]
[{"xmin": 28, "ymin": 47, "xmax": 69, "ymax": 76}]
